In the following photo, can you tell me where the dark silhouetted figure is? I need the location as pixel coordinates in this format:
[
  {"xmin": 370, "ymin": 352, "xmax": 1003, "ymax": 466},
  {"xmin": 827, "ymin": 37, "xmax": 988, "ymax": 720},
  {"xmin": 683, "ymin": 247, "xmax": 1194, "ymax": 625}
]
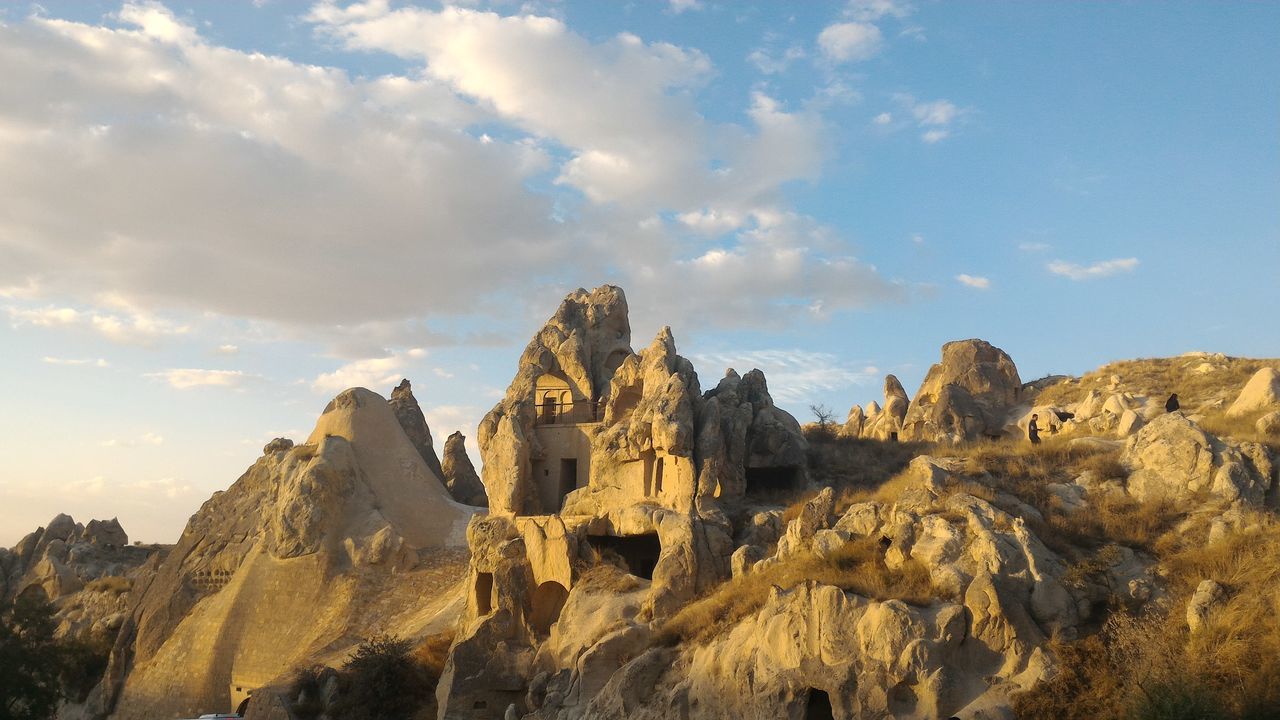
[
  {"xmin": 1166, "ymin": 393, "xmax": 1180, "ymax": 413},
  {"xmin": 1028, "ymin": 414, "xmax": 1041, "ymax": 445}
]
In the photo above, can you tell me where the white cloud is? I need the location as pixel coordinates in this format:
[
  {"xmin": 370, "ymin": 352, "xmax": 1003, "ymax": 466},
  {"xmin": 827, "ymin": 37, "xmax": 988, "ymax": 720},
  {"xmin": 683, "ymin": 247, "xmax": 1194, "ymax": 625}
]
[
  {"xmin": 689, "ymin": 349, "xmax": 880, "ymax": 407},
  {"xmin": 747, "ymin": 45, "xmax": 805, "ymax": 75},
  {"xmin": 0, "ymin": 2, "xmax": 898, "ymax": 351},
  {"xmin": 147, "ymin": 368, "xmax": 247, "ymax": 389},
  {"xmin": 123, "ymin": 476, "xmax": 194, "ymax": 499},
  {"xmin": 956, "ymin": 274, "xmax": 991, "ymax": 289},
  {"xmin": 43, "ymin": 356, "xmax": 110, "ymax": 368},
  {"xmin": 98, "ymin": 432, "xmax": 164, "ymax": 447},
  {"xmin": 843, "ymin": 0, "xmax": 913, "ymax": 23},
  {"xmin": 215, "ymin": 344, "xmax": 239, "ymax": 355},
  {"xmin": 1047, "ymin": 257, "xmax": 1140, "ymax": 281},
  {"xmin": 6, "ymin": 301, "xmax": 188, "ymax": 345},
  {"xmin": 310, "ymin": 348, "xmax": 426, "ymax": 395},
  {"xmin": 910, "ymin": 233, "xmax": 924, "ymax": 244},
  {"xmin": 1019, "ymin": 241, "xmax": 1051, "ymax": 252},
  {"xmin": 668, "ymin": 0, "xmax": 702, "ymax": 13},
  {"xmin": 818, "ymin": 22, "xmax": 883, "ymax": 63},
  {"xmin": 892, "ymin": 94, "xmax": 966, "ymax": 143},
  {"xmin": 873, "ymin": 112, "xmax": 893, "ymax": 125}
]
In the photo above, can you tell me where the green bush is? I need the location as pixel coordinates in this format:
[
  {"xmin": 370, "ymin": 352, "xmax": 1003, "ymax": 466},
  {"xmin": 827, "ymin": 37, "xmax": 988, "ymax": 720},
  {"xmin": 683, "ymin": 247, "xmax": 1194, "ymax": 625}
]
[
  {"xmin": 329, "ymin": 635, "xmax": 434, "ymax": 720},
  {"xmin": 0, "ymin": 593, "xmax": 65, "ymax": 720}
]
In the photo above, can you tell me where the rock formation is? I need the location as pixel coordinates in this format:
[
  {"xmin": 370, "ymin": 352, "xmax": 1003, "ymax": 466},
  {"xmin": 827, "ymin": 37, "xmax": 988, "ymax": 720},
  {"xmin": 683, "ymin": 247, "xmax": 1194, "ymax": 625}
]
[
  {"xmin": 438, "ymin": 286, "xmax": 808, "ymax": 718},
  {"xmin": 390, "ymin": 378, "xmax": 446, "ymax": 480},
  {"xmin": 443, "ymin": 431, "xmax": 489, "ymax": 507},
  {"xmin": 901, "ymin": 339, "xmax": 1023, "ymax": 444},
  {"xmin": 1123, "ymin": 412, "xmax": 1275, "ymax": 506},
  {"xmin": 1227, "ymin": 367, "xmax": 1280, "ymax": 417},
  {"xmin": 861, "ymin": 374, "xmax": 910, "ymax": 441},
  {"xmin": 2, "ymin": 514, "xmax": 147, "ymax": 603},
  {"xmin": 96, "ymin": 386, "xmax": 477, "ymax": 720}
]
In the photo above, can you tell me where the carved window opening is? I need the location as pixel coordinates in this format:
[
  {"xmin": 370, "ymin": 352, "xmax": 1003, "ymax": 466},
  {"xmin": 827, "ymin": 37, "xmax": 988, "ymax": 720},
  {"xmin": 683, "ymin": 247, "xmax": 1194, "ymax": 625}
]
[
  {"xmin": 744, "ymin": 466, "xmax": 801, "ymax": 495},
  {"xmin": 475, "ymin": 572, "xmax": 494, "ymax": 615},
  {"xmin": 587, "ymin": 533, "xmax": 661, "ymax": 580}
]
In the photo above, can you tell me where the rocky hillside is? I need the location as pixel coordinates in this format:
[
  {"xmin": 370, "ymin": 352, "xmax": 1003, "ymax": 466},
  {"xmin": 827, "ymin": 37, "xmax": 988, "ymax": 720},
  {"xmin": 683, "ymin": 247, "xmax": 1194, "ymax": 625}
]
[{"xmin": 18, "ymin": 287, "xmax": 1277, "ymax": 720}]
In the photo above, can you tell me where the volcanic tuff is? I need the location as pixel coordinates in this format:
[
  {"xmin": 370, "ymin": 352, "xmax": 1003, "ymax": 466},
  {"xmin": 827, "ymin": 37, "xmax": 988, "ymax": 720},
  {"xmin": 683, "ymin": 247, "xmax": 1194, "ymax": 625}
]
[
  {"xmin": 91, "ymin": 386, "xmax": 475, "ymax": 719},
  {"xmin": 34, "ymin": 285, "xmax": 1279, "ymax": 720}
]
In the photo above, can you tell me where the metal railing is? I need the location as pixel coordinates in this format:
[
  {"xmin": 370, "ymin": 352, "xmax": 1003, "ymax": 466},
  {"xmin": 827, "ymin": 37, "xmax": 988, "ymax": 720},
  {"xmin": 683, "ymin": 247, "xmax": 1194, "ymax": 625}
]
[{"xmin": 536, "ymin": 399, "xmax": 604, "ymax": 425}]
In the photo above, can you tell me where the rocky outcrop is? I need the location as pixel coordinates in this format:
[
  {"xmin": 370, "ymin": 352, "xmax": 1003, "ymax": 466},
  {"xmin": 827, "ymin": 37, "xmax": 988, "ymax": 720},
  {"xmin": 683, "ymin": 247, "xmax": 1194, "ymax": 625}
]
[
  {"xmin": 861, "ymin": 375, "xmax": 910, "ymax": 441},
  {"xmin": 479, "ymin": 285, "xmax": 633, "ymax": 515},
  {"xmin": 554, "ymin": 457, "xmax": 1100, "ymax": 720},
  {"xmin": 1227, "ymin": 367, "xmax": 1280, "ymax": 417},
  {"xmin": 389, "ymin": 378, "xmax": 446, "ymax": 480},
  {"xmin": 443, "ymin": 431, "xmax": 489, "ymax": 507},
  {"xmin": 98, "ymin": 386, "xmax": 476, "ymax": 720},
  {"xmin": 2, "ymin": 514, "xmax": 149, "ymax": 603},
  {"xmin": 442, "ymin": 287, "xmax": 806, "ymax": 718},
  {"xmin": 1123, "ymin": 413, "xmax": 1275, "ymax": 506},
  {"xmin": 901, "ymin": 339, "xmax": 1022, "ymax": 444},
  {"xmin": 840, "ymin": 404, "xmax": 865, "ymax": 438}
]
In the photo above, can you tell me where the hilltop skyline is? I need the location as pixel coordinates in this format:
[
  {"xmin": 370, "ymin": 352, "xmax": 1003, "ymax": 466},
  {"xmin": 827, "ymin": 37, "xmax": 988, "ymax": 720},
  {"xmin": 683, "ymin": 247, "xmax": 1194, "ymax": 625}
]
[{"xmin": 1, "ymin": 0, "xmax": 1277, "ymax": 545}]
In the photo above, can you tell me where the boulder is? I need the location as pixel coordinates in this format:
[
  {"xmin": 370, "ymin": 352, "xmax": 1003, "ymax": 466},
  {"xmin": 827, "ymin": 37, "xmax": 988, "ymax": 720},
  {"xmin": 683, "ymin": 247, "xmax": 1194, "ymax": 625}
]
[
  {"xmin": 1186, "ymin": 579, "xmax": 1226, "ymax": 633},
  {"xmin": 902, "ymin": 339, "xmax": 1022, "ymax": 443},
  {"xmin": 1123, "ymin": 413, "xmax": 1271, "ymax": 505},
  {"xmin": 1257, "ymin": 411, "xmax": 1280, "ymax": 436},
  {"xmin": 1227, "ymin": 367, "xmax": 1280, "ymax": 417}
]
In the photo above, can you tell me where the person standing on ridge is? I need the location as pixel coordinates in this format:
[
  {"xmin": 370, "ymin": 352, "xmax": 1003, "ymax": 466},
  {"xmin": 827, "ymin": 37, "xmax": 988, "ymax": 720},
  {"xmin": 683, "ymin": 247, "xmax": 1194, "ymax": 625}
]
[
  {"xmin": 1166, "ymin": 393, "xmax": 1180, "ymax": 413},
  {"xmin": 1028, "ymin": 414, "xmax": 1041, "ymax": 445}
]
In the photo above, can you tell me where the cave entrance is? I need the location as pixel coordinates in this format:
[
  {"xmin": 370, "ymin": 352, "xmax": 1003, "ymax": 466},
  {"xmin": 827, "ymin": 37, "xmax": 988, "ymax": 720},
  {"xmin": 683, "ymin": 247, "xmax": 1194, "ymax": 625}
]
[
  {"xmin": 559, "ymin": 458, "xmax": 579, "ymax": 505},
  {"xmin": 744, "ymin": 466, "xmax": 801, "ymax": 494},
  {"xmin": 587, "ymin": 533, "xmax": 661, "ymax": 580},
  {"xmin": 805, "ymin": 688, "xmax": 834, "ymax": 720},
  {"xmin": 236, "ymin": 697, "xmax": 251, "ymax": 716},
  {"xmin": 475, "ymin": 572, "xmax": 494, "ymax": 615},
  {"xmin": 529, "ymin": 581, "xmax": 569, "ymax": 635}
]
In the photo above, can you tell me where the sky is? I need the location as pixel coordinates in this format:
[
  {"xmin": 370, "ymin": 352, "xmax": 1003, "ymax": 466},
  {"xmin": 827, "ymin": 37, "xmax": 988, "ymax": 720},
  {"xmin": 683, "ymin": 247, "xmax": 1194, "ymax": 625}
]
[{"xmin": 1, "ymin": 0, "xmax": 1277, "ymax": 546}]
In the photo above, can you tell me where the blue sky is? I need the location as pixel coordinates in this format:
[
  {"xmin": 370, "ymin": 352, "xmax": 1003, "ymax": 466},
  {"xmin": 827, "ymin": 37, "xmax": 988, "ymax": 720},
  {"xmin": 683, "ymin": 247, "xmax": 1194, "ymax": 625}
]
[{"xmin": 1, "ymin": 0, "xmax": 1277, "ymax": 544}]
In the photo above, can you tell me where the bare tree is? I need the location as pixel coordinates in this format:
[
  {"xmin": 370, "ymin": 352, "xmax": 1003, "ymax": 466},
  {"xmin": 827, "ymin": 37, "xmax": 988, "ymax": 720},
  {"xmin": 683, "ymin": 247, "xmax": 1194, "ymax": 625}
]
[{"xmin": 810, "ymin": 403, "xmax": 835, "ymax": 429}]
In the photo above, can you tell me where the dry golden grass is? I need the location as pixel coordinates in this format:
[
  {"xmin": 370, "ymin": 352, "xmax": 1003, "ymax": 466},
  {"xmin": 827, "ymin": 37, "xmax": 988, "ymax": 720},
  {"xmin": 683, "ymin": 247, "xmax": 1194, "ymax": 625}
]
[
  {"xmin": 654, "ymin": 537, "xmax": 940, "ymax": 646},
  {"xmin": 1017, "ymin": 512, "xmax": 1280, "ymax": 719},
  {"xmin": 1035, "ymin": 355, "xmax": 1280, "ymax": 411},
  {"xmin": 84, "ymin": 576, "xmax": 133, "ymax": 595},
  {"xmin": 411, "ymin": 630, "xmax": 455, "ymax": 678}
]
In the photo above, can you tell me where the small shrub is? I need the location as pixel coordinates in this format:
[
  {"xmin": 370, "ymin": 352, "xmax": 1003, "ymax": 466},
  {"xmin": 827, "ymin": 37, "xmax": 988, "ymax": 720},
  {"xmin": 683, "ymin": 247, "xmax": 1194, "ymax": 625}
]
[
  {"xmin": 329, "ymin": 635, "xmax": 434, "ymax": 720},
  {"xmin": 288, "ymin": 665, "xmax": 327, "ymax": 720},
  {"xmin": 84, "ymin": 576, "xmax": 132, "ymax": 595}
]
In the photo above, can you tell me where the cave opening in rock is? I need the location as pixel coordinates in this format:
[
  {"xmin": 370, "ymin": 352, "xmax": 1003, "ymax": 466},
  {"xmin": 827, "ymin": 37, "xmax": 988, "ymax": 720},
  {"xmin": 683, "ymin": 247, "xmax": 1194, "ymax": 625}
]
[
  {"xmin": 805, "ymin": 688, "xmax": 834, "ymax": 720},
  {"xmin": 475, "ymin": 572, "xmax": 494, "ymax": 615},
  {"xmin": 744, "ymin": 466, "xmax": 801, "ymax": 494},
  {"xmin": 529, "ymin": 581, "xmax": 569, "ymax": 634},
  {"xmin": 587, "ymin": 533, "xmax": 661, "ymax": 580}
]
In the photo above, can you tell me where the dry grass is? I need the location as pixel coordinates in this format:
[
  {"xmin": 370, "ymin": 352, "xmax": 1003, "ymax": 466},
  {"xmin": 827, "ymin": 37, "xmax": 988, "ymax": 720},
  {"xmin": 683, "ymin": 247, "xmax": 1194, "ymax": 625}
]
[
  {"xmin": 411, "ymin": 630, "xmax": 455, "ymax": 677},
  {"xmin": 84, "ymin": 576, "xmax": 133, "ymax": 595},
  {"xmin": 1035, "ymin": 356, "xmax": 1280, "ymax": 411},
  {"xmin": 1016, "ymin": 512, "xmax": 1280, "ymax": 719},
  {"xmin": 654, "ymin": 537, "xmax": 940, "ymax": 646}
]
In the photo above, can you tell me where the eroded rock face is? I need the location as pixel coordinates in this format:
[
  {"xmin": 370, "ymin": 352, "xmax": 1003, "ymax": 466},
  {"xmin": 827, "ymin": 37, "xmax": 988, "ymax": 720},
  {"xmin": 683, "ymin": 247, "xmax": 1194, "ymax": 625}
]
[
  {"xmin": 479, "ymin": 285, "xmax": 633, "ymax": 515},
  {"xmin": 444, "ymin": 287, "xmax": 806, "ymax": 718},
  {"xmin": 99, "ymin": 387, "xmax": 476, "ymax": 720},
  {"xmin": 1123, "ymin": 412, "xmax": 1274, "ymax": 505},
  {"xmin": 389, "ymin": 378, "xmax": 446, "ymax": 481},
  {"xmin": 902, "ymin": 339, "xmax": 1022, "ymax": 444},
  {"xmin": 1227, "ymin": 367, "xmax": 1280, "ymax": 417},
  {"xmin": 443, "ymin": 431, "xmax": 489, "ymax": 507}
]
